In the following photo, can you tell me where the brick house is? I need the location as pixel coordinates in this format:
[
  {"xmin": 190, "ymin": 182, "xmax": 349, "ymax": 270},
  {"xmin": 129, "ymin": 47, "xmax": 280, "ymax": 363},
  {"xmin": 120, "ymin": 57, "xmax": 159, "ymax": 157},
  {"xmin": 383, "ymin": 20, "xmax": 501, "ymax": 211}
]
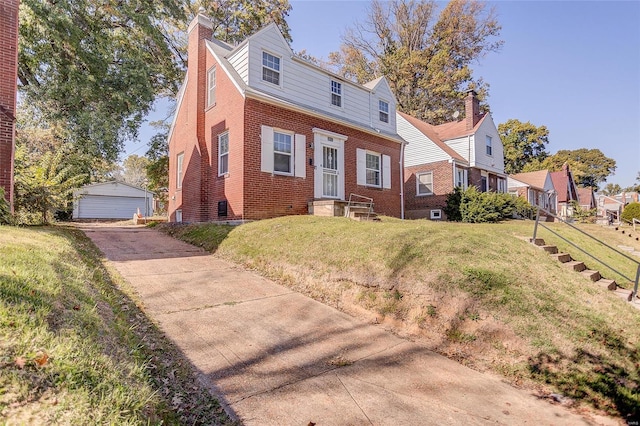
[
  {"xmin": 507, "ymin": 170, "xmax": 557, "ymax": 216},
  {"xmin": 167, "ymin": 14, "xmax": 404, "ymax": 222},
  {"xmin": 0, "ymin": 0, "xmax": 19, "ymax": 211},
  {"xmin": 549, "ymin": 162, "xmax": 579, "ymax": 220},
  {"xmin": 397, "ymin": 91, "xmax": 506, "ymax": 220}
]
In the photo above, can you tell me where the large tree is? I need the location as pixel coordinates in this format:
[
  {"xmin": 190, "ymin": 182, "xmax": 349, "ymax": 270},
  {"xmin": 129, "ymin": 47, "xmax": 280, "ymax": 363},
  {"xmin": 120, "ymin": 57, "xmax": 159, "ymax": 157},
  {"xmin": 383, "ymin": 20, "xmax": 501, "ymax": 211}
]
[
  {"xmin": 328, "ymin": 0, "xmax": 502, "ymax": 124},
  {"xmin": 498, "ymin": 119, "xmax": 550, "ymax": 174},
  {"xmin": 539, "ymin": 149, "xmax": 616, "ymax": 190}
]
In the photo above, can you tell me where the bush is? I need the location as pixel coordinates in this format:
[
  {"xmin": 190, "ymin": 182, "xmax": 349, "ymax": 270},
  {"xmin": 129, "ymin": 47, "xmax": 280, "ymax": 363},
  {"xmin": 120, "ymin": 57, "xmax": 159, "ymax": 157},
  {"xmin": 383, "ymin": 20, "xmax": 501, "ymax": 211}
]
[
  {"xmin": 622, "ymin": 202, "xmax": 640, "ymax": 223},
  {"xmin": 445, "ymin": 186, "xmax": 520, "ymax": 223},
  {"xmin": 0, "ymin": 188, "xmax": 12, "ymax": 225},
  {"xmin": 513, "ymin": 196, "xmax": 536, "ymax": 219}
]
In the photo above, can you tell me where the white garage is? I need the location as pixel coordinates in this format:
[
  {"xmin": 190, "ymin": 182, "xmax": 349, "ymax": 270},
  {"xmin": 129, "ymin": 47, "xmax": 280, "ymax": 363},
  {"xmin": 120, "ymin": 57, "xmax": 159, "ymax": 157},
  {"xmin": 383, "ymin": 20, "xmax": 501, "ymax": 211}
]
[{"xmin": 73, "ymin": 181, "xmax": 154, "ymax": 220}]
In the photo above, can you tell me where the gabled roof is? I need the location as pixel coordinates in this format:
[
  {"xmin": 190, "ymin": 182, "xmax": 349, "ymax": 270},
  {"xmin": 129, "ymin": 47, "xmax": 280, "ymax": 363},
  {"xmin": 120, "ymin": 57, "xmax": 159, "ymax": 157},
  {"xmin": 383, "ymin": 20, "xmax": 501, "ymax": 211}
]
[
  {"xmin": 577, "ymin": 187, "xmax": 595, "ymax": 207},
  {"xmin": 549, "ymin": 165, "xmax": 578, "ymax": 203},
  {"xmin": 510, "ymin": 170, "xmax": 550, "ymax": 191},
  {"xmin": 398, "ymin": 111, "xmax": 466, "ymax": 162},
  {"xmin": 433, "ymin": 114, "xmax": 488, "ymax": 141}
]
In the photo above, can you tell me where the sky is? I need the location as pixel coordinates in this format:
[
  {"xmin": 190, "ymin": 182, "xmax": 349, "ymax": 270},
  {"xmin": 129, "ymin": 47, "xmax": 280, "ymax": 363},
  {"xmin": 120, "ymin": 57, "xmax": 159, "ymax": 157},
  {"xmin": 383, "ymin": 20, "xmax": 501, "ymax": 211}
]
[{"xmin": 125, "ymin": 0, "xmax": 640, "ymax": 189}]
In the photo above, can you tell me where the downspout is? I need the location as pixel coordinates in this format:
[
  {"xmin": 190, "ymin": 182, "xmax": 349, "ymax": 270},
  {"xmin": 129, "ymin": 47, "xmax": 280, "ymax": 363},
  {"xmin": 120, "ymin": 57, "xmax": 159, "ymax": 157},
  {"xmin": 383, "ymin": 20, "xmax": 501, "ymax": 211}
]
[{"xmin": 400, "ymin": 140, "xmax": 405, "ymax": 220}]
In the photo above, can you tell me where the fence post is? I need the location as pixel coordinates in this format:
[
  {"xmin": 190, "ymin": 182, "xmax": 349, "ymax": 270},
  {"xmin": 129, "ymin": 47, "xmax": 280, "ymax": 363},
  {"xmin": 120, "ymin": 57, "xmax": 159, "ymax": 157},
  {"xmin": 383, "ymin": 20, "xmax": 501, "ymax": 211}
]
[{"xmin": 632, "ymin": 264, "xmax": 640, "ymax": 302}]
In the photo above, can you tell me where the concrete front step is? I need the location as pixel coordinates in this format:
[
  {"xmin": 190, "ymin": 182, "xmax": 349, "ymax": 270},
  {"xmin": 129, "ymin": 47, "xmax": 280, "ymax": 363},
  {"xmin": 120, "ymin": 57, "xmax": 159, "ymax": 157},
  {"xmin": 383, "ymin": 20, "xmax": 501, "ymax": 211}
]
[
  {"xmin": 581, "ymin": 270, "xmax": 601, "ymax": 282},
  {"xmin": 530, "ymin": 238, "xmax": 545, "ymax": 246},
  {"xmin": 597, "ymin": 279, "xmax": 617, "ymax": 291},
  {"xmin": 541, "ymin": 245, "xmax": 558, "ymax": 254},
  {"xmin": 564, "ymin": 261, "xmax": 586, "ymax": 272},
  {"xmin": 550, "ymin": 253, "xmax": 572, "ymax": 263}
]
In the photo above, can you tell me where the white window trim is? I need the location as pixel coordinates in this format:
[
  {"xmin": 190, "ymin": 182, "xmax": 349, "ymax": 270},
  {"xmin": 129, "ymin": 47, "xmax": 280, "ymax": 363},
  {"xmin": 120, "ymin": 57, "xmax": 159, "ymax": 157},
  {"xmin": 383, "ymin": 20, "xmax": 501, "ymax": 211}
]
[
  {"xmin": 176, "ymin": 152, "xmax": 184, "ymax": 189},
  {"xmin": 218, "ymin": 131, "xmax": 229, "ymax": 176},
  {"xmin": 430, "ymin": 209, "xmax": 442, "ymax": 220},
  {"xmin": 207, "ymin": 66, "xmax": 216, "ymax": 108},
  {"xmin": 455, "ymin": 168, "xmax": 468, "ymax": 190},
  {"xmin": 416, "ymin": 171, "xmax": 434, "ymax": 196},
  {"xmin": 273, "ymin": 130, "xmax": 294, "ymax": 175},
  {"xmin": 261, "ymin": 50, "xmax": 282, "ymax": 87},
  {"xmin": 356, "ymin": 148, "xmax": 391, "ymax": 189},
  {"xmin": 260, "ymin": 125, "xmax": 306, "ymax": 178},
  {"xmin": 331, "ymin": 80, "xmax": 342, "ymax": 108},
  {"xmin": 379, "ymin": 99, "xmax": 390, "ymax": 123},
  {"xmin": 486, "ymin": 135, "xmax": 493, "ymax": 156},
  {"xmin": 175, "ymin": 209, "xmax": 182, "ymax": 223}
]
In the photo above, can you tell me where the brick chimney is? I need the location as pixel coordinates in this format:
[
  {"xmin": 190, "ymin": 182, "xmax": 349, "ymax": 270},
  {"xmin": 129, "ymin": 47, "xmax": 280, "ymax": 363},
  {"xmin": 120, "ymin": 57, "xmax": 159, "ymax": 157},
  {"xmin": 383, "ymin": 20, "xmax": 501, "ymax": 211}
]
[
  {"xmin": 0, "ymin": 0, "xmax": 19, "ymax": 212},
  {"xmin": 465, "ymin": 90, "xmax": 481, "ymax": 131},
  {"xmin": 187, "ymin": 13, "xmax": 213, "ymax": 221}
]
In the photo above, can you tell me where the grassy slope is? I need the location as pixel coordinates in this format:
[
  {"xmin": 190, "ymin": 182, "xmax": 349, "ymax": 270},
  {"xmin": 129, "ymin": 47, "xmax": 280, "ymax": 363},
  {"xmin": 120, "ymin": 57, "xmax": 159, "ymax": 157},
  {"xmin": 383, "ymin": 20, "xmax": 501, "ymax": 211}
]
[
  {"xmin": 0, "ymin": 225, "xmax": 232, "ymax": 425},
  {"xmin": 161, "ymin": 216, "xmax": 640, "ymax": 420}
]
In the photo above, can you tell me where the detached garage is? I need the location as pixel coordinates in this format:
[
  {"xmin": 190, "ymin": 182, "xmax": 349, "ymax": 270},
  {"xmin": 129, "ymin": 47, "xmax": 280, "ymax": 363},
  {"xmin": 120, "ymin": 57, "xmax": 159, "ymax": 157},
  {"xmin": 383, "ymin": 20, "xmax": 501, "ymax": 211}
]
[{"xmin": 73, "ymin": 181, "xmax": 154, "ymax": 220}]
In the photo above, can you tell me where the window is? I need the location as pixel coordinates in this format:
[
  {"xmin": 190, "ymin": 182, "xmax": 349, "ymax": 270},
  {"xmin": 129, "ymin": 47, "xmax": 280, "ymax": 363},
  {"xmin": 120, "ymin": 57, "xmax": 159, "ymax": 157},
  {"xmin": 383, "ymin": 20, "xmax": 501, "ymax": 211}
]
[
  {"xmin": 273, "ymin": 131, "xmax": 292, "ymax": 173},
  {"xmin": 480, "ymin": 171, "xmax": 488, "ymax": 192},
  {"xmin": 218, "ymin": 132, "xmax": 229, "ymax": 175},
  {"xmin": 416, "ymin": 172, "xmax": 433, "ymax": 195},
  {"xmin": 497, "ymin": 177, "xmax": 507, "ymax": 193},
  {"xmin": 331, "ymin": 80, "xmax": 342, "ymax": 107},
  {"xmin": 260, "ymin": 125, "xmax": 306, "ymax": 178},
  {"xmin": 175, "ymin": 209, "xmax": 182, "ymax": 223},
  {"xmin": 262, "ymin": 51, "xmax": 280, "ymax": 85},
  {"xmin": 207, "ymin": 67, "xmax": 216, "ymax": 107},
  {"xmin": 366, "ymin": 153, "xmax": 381, "ymax": 186},
  {"xmin": 430, "ymin": 209, "xmax": 442, "ymax": 220},
  {"xmin": 379, "ymin": 100, "xmax": 389, "ymax": 123},
  {"xmin": 176, "ymin": 152, "xmax": 184, "ymax": 189},
  {"xmin": 486, "ymin": 135, "xmax": 492, "ymax": 156},
  {"xmin": 455, "ymin": 168, "xmax": 468, "ymax": 190}
]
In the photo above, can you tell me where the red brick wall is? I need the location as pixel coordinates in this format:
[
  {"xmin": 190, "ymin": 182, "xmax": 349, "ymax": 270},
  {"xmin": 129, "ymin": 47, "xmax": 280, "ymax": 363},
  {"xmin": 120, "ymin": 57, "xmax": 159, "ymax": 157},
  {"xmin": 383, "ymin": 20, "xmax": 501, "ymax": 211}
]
[
  {"xmin": 404, "ymin": 160, "xmax": 453, "ymax": 219},
  {"xmin": 0, "ymin": 0, "xmax": 19, "ymax": 210},
  {"xmin": 242, "ymin": 98, "xmax": 402, "ymax": 220}
]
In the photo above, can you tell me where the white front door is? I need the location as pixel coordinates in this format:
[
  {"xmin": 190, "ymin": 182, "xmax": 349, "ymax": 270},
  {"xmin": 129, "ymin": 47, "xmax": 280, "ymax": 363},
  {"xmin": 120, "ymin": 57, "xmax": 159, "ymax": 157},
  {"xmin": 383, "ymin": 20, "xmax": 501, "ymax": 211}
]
[{"xmin": 314, "ymin": 132, "xmax": 345, "ymax": 200}]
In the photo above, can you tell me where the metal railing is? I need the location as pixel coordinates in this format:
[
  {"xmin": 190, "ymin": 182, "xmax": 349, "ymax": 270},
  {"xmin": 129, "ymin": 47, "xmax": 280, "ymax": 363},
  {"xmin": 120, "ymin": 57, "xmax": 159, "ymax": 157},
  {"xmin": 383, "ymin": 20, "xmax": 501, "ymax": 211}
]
[
  {"xmin": 345, "ymin": 193, "xmax": 374, "ymax": 220},
  {"xmin": 532, "ymin": 207, "xmax": 640, "ymax": 301}
]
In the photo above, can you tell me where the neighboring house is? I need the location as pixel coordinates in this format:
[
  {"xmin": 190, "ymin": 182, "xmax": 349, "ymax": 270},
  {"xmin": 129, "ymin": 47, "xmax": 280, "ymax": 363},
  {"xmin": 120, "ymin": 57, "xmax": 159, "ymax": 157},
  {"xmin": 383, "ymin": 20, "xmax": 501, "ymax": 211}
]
[
  {"xmin": 167, "ymin": 14, "xmax": 404, "ymax": 223},
  {"xmin": 597, "ymin": 191, "xmax": 640, "ymax": 224},
  {"xmin": 0, "ymin": 0, "xmax": 19, "ymax": 211},
  {"xmin": 549, "ymin": 162, "xmax": 579, "ymax": 220},
  {"xmin": 397, "ymin": 90, "xmax": 507, "ymax": 220},
  {"xmin": 507, "ymin": 170, "xmax": 557, "ymax": 215},
  {"xmin": 73, "ymin": 182, "xmax": 154, "ymax": 220},
  {"xmin": 576, "ymin": 187, "xmax": 596, "ymax": 211}
]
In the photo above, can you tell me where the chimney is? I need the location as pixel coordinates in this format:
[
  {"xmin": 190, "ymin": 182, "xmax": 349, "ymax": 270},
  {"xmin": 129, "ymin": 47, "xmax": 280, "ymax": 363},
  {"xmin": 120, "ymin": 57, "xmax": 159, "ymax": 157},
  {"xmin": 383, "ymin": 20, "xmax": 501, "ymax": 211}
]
[{"xmin": 465, "ymin": 90, "xmax": 481, "ymax": 131}]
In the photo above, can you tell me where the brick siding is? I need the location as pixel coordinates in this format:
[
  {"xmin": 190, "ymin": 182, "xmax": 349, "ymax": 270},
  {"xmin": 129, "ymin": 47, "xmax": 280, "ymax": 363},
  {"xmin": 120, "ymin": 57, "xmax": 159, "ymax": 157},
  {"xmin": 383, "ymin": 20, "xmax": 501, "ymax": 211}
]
[
  {"xmin": 0, "ymin": 0, "xmax": 19, "ymax": 210},
  {"xmin": 404, "ymin": 160, "xmax": 453, "ymax": 219}
]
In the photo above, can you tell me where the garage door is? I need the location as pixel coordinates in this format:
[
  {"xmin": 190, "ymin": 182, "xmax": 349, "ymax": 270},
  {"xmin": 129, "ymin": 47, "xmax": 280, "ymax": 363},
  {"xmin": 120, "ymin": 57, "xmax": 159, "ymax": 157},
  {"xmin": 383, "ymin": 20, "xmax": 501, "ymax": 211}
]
[{"xmin": 77, "ymin": 195, "xmax": 147, "ymax": 219}]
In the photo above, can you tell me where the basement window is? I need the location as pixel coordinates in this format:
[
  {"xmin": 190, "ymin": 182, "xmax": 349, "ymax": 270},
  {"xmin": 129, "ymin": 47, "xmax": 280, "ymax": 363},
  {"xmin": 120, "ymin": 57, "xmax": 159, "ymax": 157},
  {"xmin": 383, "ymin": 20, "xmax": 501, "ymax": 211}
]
[{"xmin": 431, "ymin": 209, "xmax": 442, "ymax": 220}]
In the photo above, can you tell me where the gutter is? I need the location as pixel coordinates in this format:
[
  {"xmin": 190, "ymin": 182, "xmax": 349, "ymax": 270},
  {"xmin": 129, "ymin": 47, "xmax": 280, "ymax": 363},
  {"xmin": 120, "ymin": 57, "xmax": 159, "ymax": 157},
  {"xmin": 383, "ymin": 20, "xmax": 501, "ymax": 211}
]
[{"xmin": 400, "ymin": 140, "xmax": 406, "ymax": 220}]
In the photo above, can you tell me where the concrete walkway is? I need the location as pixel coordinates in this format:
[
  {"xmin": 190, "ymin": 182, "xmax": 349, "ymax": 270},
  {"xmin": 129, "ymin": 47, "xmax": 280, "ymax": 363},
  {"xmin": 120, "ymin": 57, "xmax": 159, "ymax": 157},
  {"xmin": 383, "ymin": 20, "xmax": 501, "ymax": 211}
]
[{"xmin": 80, "ymin": 224, "xmax": 614, "ymax": 426}]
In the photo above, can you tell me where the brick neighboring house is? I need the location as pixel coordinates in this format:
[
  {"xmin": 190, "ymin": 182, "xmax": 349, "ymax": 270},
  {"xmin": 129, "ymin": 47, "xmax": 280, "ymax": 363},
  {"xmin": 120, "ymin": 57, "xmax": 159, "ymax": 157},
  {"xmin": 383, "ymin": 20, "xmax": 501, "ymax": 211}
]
[
  {"xmin": 0, "ymin": 0, "xmax": 19, "ymax": 211},
  {"xmin": 576, "ymin": 187, "xmax": 596, "ymax": 211},
  {"xmin": 507, "ymin": 170, "xmax": 557, "ymax": 216},
  {"xmin": 549, "ymin": 162, "xmax": 579, "ymax": 220},
  {"xmin": 168, "ymin": 15, "xmax": 404, "ymax": 222},
  {"xmin": 397, "ymin": 91, "xmax": 507, "ymax": 220}
]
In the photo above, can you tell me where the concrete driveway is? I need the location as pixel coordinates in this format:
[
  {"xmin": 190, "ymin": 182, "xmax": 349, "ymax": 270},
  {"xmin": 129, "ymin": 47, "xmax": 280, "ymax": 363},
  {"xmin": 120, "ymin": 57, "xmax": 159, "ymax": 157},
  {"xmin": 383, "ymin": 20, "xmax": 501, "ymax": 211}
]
[{"xmin": 79, "ymin": 224, "xmax": 613, "ymax": 425}]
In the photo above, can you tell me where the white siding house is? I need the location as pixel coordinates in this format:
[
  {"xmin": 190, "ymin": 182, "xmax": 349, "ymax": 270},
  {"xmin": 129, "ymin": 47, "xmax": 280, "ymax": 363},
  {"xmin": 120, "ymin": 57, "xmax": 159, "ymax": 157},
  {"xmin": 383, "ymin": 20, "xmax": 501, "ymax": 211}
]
[{"xmin": 73, "ymin": 181, "xmax": 153, "ymax": 220}]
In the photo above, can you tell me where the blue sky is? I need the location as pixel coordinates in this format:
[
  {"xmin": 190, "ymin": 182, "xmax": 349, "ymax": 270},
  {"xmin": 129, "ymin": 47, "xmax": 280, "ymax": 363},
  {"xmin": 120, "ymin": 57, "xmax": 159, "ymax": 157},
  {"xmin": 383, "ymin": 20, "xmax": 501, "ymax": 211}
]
[{"xmin": 127, "ymin": 0, "xmax": 640, "ymax": 188}]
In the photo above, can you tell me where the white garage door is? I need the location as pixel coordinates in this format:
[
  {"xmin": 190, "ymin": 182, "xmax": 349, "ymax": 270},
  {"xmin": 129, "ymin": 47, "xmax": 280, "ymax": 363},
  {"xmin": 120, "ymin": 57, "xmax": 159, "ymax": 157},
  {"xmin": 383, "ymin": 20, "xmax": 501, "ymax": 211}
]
[{"xmin": 77, "ymin": 195, "xmax": 147, "ymax": 219}]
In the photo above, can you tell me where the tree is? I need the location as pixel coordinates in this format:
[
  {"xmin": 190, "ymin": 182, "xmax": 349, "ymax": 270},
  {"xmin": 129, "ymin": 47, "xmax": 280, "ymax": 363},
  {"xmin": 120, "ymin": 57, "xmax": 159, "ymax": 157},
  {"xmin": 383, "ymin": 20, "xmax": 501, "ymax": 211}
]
[
  {"xmin": 18, "ymin": 0, "xmax": 187, "ymax": 162},
  {"xmin": 119, "ymin": 155, "xmax": 150, "ymax": 188},
  {"xmin": 497, "ymin": 119, "xmax": 549, "ymax": 174},
  {"xmin": 601, "ymin": 183, "xmax": 622, "ymax": 196},
  {"xmin": 14, "ymin": 145, "xmax": 86, "ymax": 224},
  {"xmin": 328, "ymin": 0, "xmax": 502, "ymax": 124},
  {"xmin": 623, "ymin": 172, "xmax": 640, "ymax": 192},
  {"xmin": 539, "ymin": 149, "xmax": 616, "ymax": 190}
]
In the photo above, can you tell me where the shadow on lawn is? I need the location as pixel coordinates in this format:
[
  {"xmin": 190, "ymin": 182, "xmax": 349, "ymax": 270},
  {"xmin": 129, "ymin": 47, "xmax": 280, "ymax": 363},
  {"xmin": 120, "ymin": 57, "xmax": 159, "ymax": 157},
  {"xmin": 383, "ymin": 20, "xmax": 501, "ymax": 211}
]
[{"xmin": 529, "ymin": 326, "xmax": 639, "ymax": 421}]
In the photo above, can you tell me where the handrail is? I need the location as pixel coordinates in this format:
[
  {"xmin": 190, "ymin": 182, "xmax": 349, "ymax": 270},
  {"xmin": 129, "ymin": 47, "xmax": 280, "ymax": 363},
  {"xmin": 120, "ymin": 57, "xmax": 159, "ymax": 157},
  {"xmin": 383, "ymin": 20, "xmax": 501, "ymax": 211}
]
[
  {"xmin": 345, "ymin": 193, "xmax": 374, "ymax": 219},
  {"xmin": 533, "ymin": 207, "xmax": 640, "ymax": 301}
]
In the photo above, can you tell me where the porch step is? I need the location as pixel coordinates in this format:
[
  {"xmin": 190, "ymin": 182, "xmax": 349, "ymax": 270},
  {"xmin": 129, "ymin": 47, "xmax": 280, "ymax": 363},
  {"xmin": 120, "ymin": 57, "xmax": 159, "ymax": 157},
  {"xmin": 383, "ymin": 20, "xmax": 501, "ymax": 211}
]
[
  {"xmin": 541, "ymin": 245, "xmax": 558, "ymax": 254},
  {"xmin": 530, "ymin": 238, "xmax": 546, "ymax": 246},
  {"xmin": 564, "ymin": 261, "xmax": 586, "ymax": 272},
  {"xmin": 581, "ymin": 270, "xmax": 601, "ymax": 282},
  {"xmin": 597, "ymin": 279, "xmax": 617, "ymax": 291},
  {"xmin": 550, "ymin": 253, "xmax": 572, "ymax": 263}
]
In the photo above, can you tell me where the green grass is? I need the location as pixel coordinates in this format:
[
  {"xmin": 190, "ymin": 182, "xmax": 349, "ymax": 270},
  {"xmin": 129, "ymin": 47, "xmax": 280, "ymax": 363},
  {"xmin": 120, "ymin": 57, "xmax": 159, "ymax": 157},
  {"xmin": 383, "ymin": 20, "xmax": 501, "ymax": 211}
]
[
  {"xmin": 160, "ymin": 216, "xmax": 640, "ymax": 420},
  {"xmin": 0, "ymin": 225, "xmax": 232, "ymax": 424}
]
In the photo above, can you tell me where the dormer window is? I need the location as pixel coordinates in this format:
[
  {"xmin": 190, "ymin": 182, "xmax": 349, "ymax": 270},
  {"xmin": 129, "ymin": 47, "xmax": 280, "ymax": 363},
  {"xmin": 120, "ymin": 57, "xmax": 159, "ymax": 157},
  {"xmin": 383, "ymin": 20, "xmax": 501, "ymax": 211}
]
[
  {"xmin": 379, "ymin": 100, "xmax": 389, "ymax": 123},
  {"xmin": 262, "ymin": 51, "xmax": 280, "ymax": 85},
  {"xmin": 331, "ymin": 80, "xmax": 342, "ymax": 107}
]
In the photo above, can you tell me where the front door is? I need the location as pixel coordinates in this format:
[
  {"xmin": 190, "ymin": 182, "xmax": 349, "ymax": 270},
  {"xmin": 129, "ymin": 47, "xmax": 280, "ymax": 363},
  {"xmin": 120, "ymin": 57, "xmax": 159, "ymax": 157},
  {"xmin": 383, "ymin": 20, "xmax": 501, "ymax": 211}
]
[{"xmin": 314, "ymin": 132, "xmax": 345, "ymax": 200}]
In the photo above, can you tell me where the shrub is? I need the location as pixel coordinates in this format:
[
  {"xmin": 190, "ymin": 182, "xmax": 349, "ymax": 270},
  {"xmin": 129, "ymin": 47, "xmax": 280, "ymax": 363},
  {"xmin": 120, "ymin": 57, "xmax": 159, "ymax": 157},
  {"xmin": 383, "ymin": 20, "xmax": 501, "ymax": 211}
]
[
  {"xmin": 443, "ymin": 186, "xmax": 463, "ymax": 221},
  {"xmin": 622, "ymin": 202, "xmax": 640, "ymax": 223},
  {"xmin": 513, "ymin": 196, "xmax": 536, "ymax": 219},
  {"xmin": 0, "ymin": 188, "xmax": 12, "ymax": 225}
]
